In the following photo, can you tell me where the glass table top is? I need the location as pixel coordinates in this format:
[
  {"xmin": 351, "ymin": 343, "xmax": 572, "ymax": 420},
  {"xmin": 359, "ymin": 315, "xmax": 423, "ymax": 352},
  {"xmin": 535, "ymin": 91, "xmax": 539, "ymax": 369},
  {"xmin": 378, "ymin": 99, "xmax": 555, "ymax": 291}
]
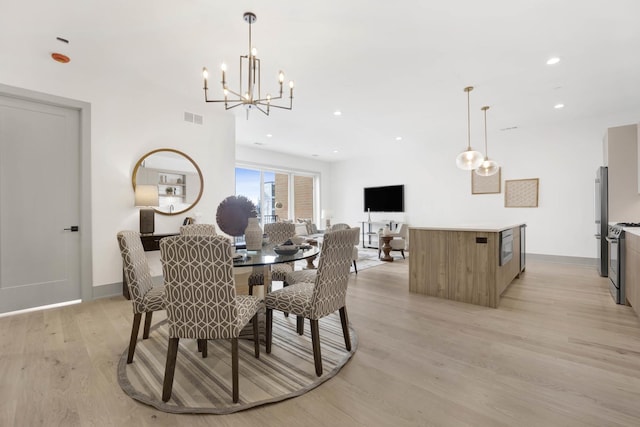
[{"xmin": 233, "ymin": 244, "xmax": 320, "ymax": 267}]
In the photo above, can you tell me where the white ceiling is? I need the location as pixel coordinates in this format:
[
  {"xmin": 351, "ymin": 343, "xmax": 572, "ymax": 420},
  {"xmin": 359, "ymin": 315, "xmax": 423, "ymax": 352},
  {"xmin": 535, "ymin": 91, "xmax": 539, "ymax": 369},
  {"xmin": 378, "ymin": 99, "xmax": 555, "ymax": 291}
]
[{"xmin": 4, "ymin": 0, "xmax": 640, "ymax": 161}]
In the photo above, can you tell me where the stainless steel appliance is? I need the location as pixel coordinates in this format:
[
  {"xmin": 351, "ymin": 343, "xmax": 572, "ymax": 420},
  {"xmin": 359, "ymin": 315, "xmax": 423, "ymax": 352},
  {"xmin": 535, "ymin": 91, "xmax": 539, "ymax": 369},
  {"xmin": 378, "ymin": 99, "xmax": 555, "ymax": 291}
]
[
  {"xmin": 606, "ymin": 224, "xmax": 625, "ymax": 304},
  {"xmin": 519, "ymin": 224, "xmax": 527, "ymax": 272},
  {"xmin": 595, "ymin": 167, "xmax": 608, "ymax": 277},
  {"xmin": 499, "ymin": 229, "xmax": 513, "ymax": 266}
]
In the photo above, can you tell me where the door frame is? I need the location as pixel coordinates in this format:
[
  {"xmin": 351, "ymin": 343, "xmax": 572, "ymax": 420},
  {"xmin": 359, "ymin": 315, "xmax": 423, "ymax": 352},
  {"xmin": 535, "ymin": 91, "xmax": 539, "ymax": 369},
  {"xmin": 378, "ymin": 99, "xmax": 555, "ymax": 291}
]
[{"xmin": 0, "ymin": 83, "xmax": 93, "ymax": 304}]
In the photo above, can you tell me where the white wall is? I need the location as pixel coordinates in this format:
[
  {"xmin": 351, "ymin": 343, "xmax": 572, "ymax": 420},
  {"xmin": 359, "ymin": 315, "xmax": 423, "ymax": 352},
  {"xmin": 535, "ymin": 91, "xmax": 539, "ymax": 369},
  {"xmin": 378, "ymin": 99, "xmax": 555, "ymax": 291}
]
[
  {"xmin": 0, "ymin": 68, "xmax": 236, "ymax": 290},
  {"xmin": 328, "ymin": 112, "xmax": 640, "ymax": 258}
]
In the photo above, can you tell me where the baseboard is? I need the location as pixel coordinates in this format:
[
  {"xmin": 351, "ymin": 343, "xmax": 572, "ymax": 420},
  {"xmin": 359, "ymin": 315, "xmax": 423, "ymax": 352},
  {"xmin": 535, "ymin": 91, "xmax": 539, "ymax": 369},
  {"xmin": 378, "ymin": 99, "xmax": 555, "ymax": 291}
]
[{"xmin": 527, "ymin": 253, "xmax": 597, "ymax": 266}]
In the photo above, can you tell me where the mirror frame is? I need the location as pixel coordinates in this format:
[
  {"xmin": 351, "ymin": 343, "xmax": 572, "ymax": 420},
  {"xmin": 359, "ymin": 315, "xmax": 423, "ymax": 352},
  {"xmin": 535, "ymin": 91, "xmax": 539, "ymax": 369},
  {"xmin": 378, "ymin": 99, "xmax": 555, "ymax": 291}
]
[{"xmin": 131, "ymin": 148, "xmax": 204, "ymax": 216}]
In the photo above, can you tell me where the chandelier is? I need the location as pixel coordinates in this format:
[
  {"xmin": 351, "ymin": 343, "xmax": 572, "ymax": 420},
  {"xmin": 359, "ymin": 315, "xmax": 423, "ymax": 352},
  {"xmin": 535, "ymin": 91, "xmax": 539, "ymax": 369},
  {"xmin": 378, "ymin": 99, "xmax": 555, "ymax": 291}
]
[
  {"xmin": 202, "ymin": 12, "xmax": 294, "ymax": 118},
  {"xmin": 456, "ymin": 86, "xmax": 484, "ymax": 170}
]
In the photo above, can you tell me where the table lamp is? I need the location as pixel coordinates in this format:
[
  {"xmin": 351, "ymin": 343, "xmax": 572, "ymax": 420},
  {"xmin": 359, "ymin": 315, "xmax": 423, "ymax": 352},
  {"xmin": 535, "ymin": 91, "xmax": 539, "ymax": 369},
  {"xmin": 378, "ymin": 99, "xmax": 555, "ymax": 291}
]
[{"xmin": 135, "ymin": 184, "xmax": 159, "ymax": 235}]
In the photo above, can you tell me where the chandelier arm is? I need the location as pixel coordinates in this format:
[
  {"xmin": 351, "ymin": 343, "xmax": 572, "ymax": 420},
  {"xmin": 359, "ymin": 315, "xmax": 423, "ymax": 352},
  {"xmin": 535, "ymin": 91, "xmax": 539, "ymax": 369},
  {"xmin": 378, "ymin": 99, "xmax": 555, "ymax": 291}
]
[
  {"xmin": 223, "ymin": 102, "xmax": 244, "ymax": 110},
  {"xmin": 264, "ymin": 103, "xmax": 292, "ymax": 111},
  {"xmin": 254, "ymin": 104, "xmax": 269, "ymax": 115}
]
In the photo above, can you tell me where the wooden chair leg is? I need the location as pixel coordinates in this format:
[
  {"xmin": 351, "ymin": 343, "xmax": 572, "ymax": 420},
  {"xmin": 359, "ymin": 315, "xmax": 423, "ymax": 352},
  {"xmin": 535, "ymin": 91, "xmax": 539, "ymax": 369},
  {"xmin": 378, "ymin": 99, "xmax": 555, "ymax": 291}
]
[
  {"xmin": 142, "ymin": 311, "xmax": 153, "ymax": 339},
  {"xmin": 127, "ymin": 313, "xmax": 143, "ymax": 364},
  {"xmin": 162, "ymin": 337, "xmax": 180, "ymax": 402},
  {"xmin": 197, "ymin": 339, "xmax": 202, "ymax": 352},
  {"xmin": 310, "ymin": 319, "xmax": 322, "ymax": 376},
  {"xmin": 202, "ymin": 340, "xmax": 208, "ymax": 358},
  {"xmin": 265, "ymin": 308, "xmax": 273, "ymax": 354},
  {"xmin": 297, "ymin": 316, "xmax": 304, "ymax": 335},
  {"xmin": 252, "ymin": 313, "xmax": 260, "ymax": 358},
  {"xmin": 401, "ymin": 249, "xmax": 405, "ymax": 259},
  {"xmin": 353, "ymin": 260, "xmax": 358, "ymax": 274},
  {"xmin": 231, "ymin": 338, "xmax": 239, "ymax": 403},
  {"xmin": 248, "ymin": 284, "xmax": 253, "ymax": 296},
  {"xmin": 339, "ymin": 306, "xmax": 352, "ymax": 351}
]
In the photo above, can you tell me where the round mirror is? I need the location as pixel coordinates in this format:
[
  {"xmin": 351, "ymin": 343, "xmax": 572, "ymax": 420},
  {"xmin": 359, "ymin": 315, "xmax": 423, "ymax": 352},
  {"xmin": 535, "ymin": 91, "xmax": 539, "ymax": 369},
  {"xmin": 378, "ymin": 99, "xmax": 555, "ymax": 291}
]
[{"xmin": 132, "ymin": 148, "xmax": 204, "ymax": 216}]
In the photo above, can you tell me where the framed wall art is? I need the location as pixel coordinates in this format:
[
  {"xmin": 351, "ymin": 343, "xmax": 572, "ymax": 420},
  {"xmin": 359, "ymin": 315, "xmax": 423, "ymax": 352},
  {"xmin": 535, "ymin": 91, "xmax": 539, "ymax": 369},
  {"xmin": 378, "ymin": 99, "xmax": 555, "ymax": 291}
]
[
  {"xmin": 471, "ymin": 167, "xmax": 501, "ymax": 194},
  {"xmin": 505, "ymin": 178, "xmax": 539, "ymax": 207}
]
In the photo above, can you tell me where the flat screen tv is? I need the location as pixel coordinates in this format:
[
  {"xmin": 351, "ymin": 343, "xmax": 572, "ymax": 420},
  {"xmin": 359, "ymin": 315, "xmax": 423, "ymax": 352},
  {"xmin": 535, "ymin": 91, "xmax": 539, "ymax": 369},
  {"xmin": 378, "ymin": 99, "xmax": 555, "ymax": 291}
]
[{"xmin": 364, "ymin": 185, "xmax": 404, "ymax": 212}]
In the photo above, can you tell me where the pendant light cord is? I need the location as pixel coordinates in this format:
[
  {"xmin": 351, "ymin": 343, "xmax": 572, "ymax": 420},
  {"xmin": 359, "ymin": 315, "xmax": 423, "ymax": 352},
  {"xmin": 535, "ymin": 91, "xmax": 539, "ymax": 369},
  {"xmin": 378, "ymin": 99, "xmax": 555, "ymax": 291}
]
[
  {"xmin": 482, "ymin": 105, "xmax": 490, "ymax": 160},
  {"xmin": 466, "ymin": 87, "xmax": 472, "ymax": 150}
]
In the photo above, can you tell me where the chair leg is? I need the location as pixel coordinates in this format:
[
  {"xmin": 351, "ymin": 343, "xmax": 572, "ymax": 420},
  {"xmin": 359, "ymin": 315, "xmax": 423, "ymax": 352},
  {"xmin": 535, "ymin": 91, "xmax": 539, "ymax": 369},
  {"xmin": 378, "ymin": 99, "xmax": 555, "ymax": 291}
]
[
  {"xmin": 248, "ymin": 284, "xmax": 253, "ymax": 296},
  {"xmin": 339, "ymin": 306, "xmax": 352, "ymax": 351},
  {"xmin": 201, "ymin": 340, "xmax": 208, "ymax": 358},
  {"xmin": 197, "ymin": 339, "xmax": 202, "ymax": 352},
  {"xmin": 143, "ymin": 311, "xmax": 153, "ymax": 339},
  {"xmin": 353, "ymin": 260, "xmax": 358, "ymax": 274},
  {"xmin": 265, "ymin": 308, "xmax": 273, "ymax": 354},
  {"xmin": 401, "ymin": 249, "xmax": 405, "ymax": 259},
  {"xmin": 310, "ymin": 319, "xmax": 322, "ymax": 376},
  {"xmin": 297, "ymin": 316, "xmax": 304, "ymax": 335},
  {"xmin": 127, "ymin": 313, "xmax": 143, "ymax": 364},
  {"xmin": 162, "ymin": 337, "xmax": 180, "ymax": 402},
  {"xmin": 252, "ymin": 313, "xmax": 260, "ymax": 358},
  {"xmin": 231, "ymin": 338, "xmax": 239, "ymax": 403}
]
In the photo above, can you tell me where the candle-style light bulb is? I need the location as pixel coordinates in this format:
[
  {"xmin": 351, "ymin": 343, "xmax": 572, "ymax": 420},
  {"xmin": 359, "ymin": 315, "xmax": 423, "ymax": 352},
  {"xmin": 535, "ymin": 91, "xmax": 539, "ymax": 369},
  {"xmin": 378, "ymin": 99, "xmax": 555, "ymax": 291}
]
[
  {"xmin": 251, "ymin": 47, "xmax": 257, "ymax": 57},
  {"xmin": 266, "ymin": 94, "xmax": 271, "ymax": 103},
  {"xmin": 202, "ymin": 67, "xmax": 209, "ymax": 90},
  {"xmin": 220, "ymin": 63, "xmax": 226, "ymax": 84},
  {"xmin": 289, "ymin": 81, "xmax": 294, "ymax": 89},
  {"xmin": 279, "ymin": 71, "xmax": 284, "ymax": 83}
]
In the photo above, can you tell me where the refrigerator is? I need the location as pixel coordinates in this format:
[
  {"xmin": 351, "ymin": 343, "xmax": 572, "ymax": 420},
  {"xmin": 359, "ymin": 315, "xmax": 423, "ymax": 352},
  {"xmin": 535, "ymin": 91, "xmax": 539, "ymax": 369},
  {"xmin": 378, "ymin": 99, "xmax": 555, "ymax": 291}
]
[{"xmin": 595, "ymin": 166, "xmax": 608, "ymax": 277}]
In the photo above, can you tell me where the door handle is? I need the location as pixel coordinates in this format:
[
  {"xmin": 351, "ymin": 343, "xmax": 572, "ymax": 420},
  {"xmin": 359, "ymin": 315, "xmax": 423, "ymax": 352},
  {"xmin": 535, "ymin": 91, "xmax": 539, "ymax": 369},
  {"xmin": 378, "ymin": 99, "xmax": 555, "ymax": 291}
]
[{"xmin": 64, "ymin": 226, "xmax": 79, "ymax": 232}]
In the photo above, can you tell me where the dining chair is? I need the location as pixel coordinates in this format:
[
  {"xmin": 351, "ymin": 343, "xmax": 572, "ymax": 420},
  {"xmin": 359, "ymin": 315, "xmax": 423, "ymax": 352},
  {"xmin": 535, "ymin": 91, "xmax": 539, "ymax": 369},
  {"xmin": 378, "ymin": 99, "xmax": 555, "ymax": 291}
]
[
  {"xmin": 159, "ymin": 235, "xmax": 261, "ymax": 403},
  {"xmin": 117, "ymin": 230, "xmax": 166, "ymax": 364},
  {"xmin": 265, "ymin": 228, "xmax": 357, "ymax": 376},
  {"xmin": 179, "ymin": 223, "xmax": 217, "ymax": 235},
  {"xmin": 247, "ymin": 222, "xmax": 296, "ymax": 295}
]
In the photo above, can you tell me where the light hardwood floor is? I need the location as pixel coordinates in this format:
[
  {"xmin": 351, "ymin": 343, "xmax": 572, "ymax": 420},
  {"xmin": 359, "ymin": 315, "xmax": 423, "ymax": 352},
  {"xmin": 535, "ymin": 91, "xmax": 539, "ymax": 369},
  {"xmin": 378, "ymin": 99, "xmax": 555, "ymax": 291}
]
[{"xmin": 2, "ymin": 257, "xmax": 640, "ymax": 426}]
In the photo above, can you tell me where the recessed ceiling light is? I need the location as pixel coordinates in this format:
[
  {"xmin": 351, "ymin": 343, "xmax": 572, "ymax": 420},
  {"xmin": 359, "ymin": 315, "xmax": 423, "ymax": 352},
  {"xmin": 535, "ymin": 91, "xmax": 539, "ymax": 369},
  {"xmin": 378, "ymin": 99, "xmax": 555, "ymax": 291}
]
[
  {"xmin": 546, "ymin": 57, "xmax": 561, "ymax": 65},
  {"xmin": 311, "ymin": 154, "xmax": 319, "ymax": 157},
  {"xmin": 266, "ymin": 134, "xmax": 273, "ymax": 138},
  {"xmin": 395, "ymin": 136, "xmax": 403, "ymax": 141},
  {"xmin": 333, "ymin": 110, "xmax": 342, "ymax": 116},
  {"xmin": 554, "ymin": 103, "xmax": 565, "ymax": 109},
  {"xmin": 332, "ymin": 150, "xmax": 339, "ymax": 153},
  {"xmin": 254, "ymin": 141, "xmax": 264, "ymax": 145}
]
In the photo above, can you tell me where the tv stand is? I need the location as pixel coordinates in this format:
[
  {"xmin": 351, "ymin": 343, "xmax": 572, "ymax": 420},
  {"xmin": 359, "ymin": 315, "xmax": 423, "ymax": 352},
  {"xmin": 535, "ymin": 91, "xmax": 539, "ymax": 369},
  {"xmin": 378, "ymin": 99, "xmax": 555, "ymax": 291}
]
[{"xmin": 361, "ymin": 220, "xmax": 395, "ymax": 249}]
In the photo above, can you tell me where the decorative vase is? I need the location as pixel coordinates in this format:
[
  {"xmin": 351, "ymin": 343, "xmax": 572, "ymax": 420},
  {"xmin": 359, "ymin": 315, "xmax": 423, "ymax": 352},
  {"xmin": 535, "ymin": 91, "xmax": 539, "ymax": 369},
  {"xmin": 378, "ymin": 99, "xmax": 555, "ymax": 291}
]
[
  {"xmin": 383, "ymin": 225, "xmax": 391, "ymax": 236},
  {"xmin": 244, "ymin": 217, "xmax": 263, "ymax": 251}
]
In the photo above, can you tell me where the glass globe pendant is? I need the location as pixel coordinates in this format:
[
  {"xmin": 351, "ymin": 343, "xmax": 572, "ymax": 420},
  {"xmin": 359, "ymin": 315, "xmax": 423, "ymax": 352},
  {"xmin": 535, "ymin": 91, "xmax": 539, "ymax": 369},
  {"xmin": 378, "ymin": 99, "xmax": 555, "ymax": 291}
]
[
  {"xmin": 475, "ymin": 105, "xmax": 499, "ymax": 176},
  {"xmin": 456, "ymin": 86, "xmax": 484, "ymax": 170}
]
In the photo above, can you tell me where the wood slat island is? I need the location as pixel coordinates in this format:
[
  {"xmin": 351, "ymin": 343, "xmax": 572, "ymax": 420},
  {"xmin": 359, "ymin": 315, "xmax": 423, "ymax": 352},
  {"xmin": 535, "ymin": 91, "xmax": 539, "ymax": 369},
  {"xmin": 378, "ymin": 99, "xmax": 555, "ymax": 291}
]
[{"xmin": 409, "ymin": 224, "xmax": 525, "ymax": 308}]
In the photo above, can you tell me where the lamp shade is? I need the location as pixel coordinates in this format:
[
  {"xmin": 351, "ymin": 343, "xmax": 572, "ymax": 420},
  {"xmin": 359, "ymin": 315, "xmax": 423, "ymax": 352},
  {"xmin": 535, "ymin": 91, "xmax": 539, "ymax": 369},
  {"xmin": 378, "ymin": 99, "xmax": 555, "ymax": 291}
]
[
  {"xmin": 456, "ymin": 149, "xmax": 484, "ymax": 170},
  {"xmin": 475, "ymin": 159, "xmax": 499, "ymax": 176},
  {"xmin": 134, "ymin": 185, "xmax": 159, "ymax": 207}
]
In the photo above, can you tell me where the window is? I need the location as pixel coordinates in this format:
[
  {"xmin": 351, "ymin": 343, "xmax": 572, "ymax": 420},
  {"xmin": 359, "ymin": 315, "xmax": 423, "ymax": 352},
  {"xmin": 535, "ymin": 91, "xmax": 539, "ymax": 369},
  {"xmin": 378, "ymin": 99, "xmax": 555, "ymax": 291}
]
[{"xmin": 235, "ymin": 166, "xmax": 318, "ymax": 225}]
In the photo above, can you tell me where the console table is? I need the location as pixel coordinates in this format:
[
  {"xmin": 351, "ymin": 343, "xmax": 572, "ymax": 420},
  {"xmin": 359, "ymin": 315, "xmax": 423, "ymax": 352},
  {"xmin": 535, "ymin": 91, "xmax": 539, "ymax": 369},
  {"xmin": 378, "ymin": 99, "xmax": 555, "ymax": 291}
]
[
  {"xmin": 361, "ymin": 221, "xmax": 395, "ymax": 249},
  {"xmin": 122, "ymin": 233, "xmax": 178, "ymax": 299}
]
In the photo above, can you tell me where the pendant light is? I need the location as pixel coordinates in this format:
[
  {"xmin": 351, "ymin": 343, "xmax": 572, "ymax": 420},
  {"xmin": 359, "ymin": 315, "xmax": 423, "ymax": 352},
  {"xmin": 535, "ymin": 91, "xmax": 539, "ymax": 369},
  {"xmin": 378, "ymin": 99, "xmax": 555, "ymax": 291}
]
[
  {"xmin": 456, "ymin": 86, "xmax": 484, "ymax": 170},
  {"xmin": 475, "ymin": 105, "xmax": 499, "ymax": 176}
]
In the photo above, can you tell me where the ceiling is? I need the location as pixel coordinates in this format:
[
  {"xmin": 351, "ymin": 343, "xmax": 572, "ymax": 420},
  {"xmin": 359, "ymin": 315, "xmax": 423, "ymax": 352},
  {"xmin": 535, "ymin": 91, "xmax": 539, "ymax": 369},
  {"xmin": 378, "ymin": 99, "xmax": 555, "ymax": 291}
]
[{"xmin": 4, "ymin": 0, "xmax": 640, "ymax": 162}]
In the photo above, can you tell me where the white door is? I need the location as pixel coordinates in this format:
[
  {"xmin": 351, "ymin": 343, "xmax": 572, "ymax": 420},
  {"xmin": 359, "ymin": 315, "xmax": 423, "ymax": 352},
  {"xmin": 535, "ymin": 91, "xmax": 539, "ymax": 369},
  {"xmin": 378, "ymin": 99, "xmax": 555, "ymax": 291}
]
[{"xmin": 0, "ymin": 95, "xmax": 81, "ymax": 313}]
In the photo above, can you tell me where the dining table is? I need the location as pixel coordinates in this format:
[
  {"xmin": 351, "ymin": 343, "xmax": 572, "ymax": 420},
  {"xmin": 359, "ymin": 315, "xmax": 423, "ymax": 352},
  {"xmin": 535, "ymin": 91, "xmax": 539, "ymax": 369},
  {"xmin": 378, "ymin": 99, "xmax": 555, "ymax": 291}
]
[{"xmin": 233, "ymin": 244, "xmax": 320, "ymax": 298}]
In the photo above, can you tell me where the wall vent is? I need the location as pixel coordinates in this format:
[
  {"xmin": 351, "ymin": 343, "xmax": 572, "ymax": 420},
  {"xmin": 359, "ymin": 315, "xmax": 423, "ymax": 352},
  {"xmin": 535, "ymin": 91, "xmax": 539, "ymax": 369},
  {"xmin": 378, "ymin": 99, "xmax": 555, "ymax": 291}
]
[{"xmin": 184, "ymin": 112, "xmax": 203, "ymax": 125}]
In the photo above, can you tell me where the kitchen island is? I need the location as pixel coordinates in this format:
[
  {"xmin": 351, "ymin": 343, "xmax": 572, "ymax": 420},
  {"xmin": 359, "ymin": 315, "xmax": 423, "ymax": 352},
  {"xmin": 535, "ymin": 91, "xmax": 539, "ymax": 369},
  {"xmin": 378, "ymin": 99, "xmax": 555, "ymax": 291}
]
[{"xmin": 409, "ymin": 224, "xmax": 525, "ymax": 308}]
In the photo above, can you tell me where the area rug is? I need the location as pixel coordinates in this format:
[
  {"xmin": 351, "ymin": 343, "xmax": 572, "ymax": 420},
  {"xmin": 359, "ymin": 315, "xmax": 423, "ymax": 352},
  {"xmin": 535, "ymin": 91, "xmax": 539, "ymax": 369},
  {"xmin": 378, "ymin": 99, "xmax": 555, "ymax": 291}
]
[{"xmin": 118, "ymin": 313, "xmax": 357, "ymax": 414}]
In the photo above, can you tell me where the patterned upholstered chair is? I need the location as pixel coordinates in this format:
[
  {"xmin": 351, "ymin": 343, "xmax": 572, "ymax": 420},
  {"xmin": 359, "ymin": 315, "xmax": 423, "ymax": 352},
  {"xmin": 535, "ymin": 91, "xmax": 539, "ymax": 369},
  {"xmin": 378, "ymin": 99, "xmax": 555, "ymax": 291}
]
[
  {"xmin": 179, "ymin": 223, "xmax": 217, "ymax": 236},
  {"xmin": 247, "ymin": 222, "xmax": 296, "ymax": 295},
  {"xmin": 117, "ymin": 230, "xmax": 166, "ymax": 364},
  {"xmin": 159, "ymin": 235, "xmax": 261, "ymax": 403},
  {"xmin": 265, "ymin": 228, "xmax": 357, "ymax": 376}
]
